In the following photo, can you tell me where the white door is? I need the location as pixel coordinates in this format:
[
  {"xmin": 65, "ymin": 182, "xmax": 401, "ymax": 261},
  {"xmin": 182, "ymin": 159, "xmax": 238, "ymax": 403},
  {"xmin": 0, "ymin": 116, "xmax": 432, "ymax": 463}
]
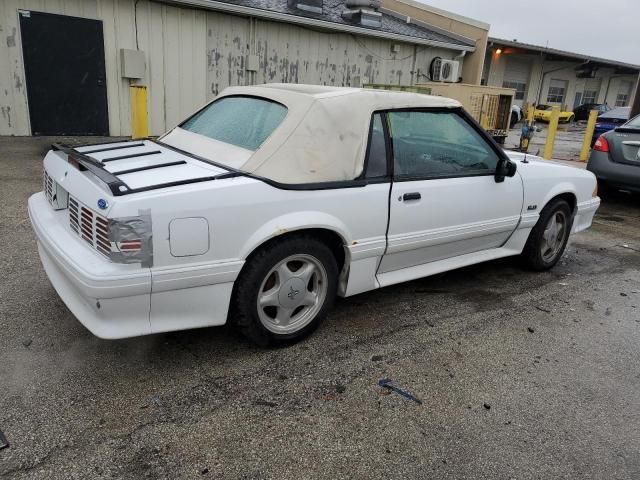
[{"xmin": 379, "ymin": 109, "xmax": 523, "ymax": 274}]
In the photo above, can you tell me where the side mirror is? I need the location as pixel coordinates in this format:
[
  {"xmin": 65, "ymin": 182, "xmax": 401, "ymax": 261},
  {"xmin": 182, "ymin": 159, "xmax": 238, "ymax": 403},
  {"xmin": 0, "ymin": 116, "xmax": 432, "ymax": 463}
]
[{"xmin": 495, "ymin": 159, "xmax": 517, "ymax": 183}]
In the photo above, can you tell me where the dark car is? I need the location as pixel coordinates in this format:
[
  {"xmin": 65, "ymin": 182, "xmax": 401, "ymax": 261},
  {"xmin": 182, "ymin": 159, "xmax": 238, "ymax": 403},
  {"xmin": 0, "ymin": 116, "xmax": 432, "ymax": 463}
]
[
  {"xmin": 573, "ymin": 103, "xmax": 610, "ymax": 122},
  {"xmin": 587, "ymin": 113, "xmax": 640, "ymax": 193},
  {"xmin": 591, "ymin": 107, "xmax": 631, "ymax": 146}
]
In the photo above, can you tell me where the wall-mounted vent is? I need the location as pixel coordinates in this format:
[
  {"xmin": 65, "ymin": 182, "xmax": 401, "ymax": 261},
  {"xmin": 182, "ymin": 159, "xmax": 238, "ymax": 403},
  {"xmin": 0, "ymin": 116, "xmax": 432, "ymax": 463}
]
[
  {"xmin": 287, "ymin": 0, "xmax": 323, "ymax": 14},
  {"xmin": 342, "ymin": 0, "xmax": 382, "ymax": 28}
]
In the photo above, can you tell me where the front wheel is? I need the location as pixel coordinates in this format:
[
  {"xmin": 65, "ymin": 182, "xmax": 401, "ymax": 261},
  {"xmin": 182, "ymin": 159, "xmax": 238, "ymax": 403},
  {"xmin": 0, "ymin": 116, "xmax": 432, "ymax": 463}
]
[
  {"xmin": 521, "ymin": 199, "xmax": 573, "ymax": 271},
  {"xmin": 230, "ymin": 235, "xmax": 338, "ymax": 346}
]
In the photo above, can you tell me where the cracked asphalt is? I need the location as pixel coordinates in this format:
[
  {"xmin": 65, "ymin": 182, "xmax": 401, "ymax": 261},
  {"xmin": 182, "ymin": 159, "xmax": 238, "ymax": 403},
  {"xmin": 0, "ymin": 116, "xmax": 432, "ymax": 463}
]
[{"xmin": 1, "ymin": 136, "xmax": 640, "ymax": 479}]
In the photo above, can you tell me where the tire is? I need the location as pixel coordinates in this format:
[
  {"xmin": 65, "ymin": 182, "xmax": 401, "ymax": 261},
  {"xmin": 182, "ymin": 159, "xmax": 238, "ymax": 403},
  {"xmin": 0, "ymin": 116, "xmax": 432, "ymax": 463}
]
[
  {"xmin": 230, "ymin": 234, "xmax": 339, "ymax": 346},
  {"xmin": 521, "ymin": 198, "xmax": 573, "ymax": 271},
  {"xmin": 597, "ymin": 180, "xmax": 610, "ymax": 199},
  {"xmin": 510, "ymin": 112, "xmax": 518, "ymax": 128}
]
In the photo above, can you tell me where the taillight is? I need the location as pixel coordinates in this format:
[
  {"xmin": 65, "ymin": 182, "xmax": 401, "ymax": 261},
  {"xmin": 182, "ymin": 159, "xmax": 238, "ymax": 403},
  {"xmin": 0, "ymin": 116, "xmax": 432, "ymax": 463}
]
[
  {"xmin": 593, "ymin": 136, "xmax": 609, "ymax": 152},
  {"xmin": 109, "ymin": 215, "xmax": 153, "ymax": 266},
  {"xmin": 117, "ymin": 239, "xmax": 143, "ymax": 252}
]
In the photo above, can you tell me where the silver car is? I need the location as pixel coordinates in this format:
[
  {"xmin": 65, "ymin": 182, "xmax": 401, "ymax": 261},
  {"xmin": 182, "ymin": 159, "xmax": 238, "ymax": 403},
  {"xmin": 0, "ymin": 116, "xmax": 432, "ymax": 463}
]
[{"xmin": 587, "ymin": 113, "xmax": 640, "ymax": 194}]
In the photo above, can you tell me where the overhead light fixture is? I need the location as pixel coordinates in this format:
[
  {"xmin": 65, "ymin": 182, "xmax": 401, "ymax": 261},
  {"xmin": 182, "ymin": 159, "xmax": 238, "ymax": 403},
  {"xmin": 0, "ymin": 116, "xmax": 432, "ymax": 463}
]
[{"xmin": 496, "ymin": 48, "xmax": 503, "ymax": 54}]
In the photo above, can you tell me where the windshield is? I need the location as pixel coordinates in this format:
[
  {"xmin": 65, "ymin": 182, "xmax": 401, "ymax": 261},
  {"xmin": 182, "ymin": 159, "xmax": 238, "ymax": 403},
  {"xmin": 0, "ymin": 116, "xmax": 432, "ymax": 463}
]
[
  {"xmin": 180, "ymin": 96, "xmax": 288, "ymax": 151},
  {"xmin": 625, "ymin": 115, "xmax": 640, "ymax": 129}
]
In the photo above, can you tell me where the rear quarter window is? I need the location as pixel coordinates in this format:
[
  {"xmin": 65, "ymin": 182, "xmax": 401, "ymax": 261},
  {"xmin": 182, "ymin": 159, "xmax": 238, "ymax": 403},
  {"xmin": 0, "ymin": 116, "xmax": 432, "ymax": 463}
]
[
  {"xmin": 625, "ymin": 115, "xmax": 640, "ymax": 128},
  {"xmin": 180, "ymin": 96, "xmax": 287, "ymax": 151}
]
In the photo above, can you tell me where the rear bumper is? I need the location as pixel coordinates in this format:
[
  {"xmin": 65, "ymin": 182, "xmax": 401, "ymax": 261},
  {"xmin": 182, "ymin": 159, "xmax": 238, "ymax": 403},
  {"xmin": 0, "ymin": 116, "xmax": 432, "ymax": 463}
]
[
  {"xmin": 587, "ymin": 150, "xmax": 640, "ymax": 192},
  {"xmin": 572, "ymin": 197, "xmax": 600, "ymax": 233},
  {"xmin": 29, "ymin": 192, "xmax": 153, "ymax": 338},
  {"xmin": 30, "ymin": 192, "xmax": 243, "ymax": 339}
]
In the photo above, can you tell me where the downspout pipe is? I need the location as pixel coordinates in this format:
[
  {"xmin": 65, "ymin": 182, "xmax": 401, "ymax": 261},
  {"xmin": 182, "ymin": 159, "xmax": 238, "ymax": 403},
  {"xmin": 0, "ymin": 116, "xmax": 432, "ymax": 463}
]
[{"xmin": 455, "ymin": 50, "xmax": 466, "ymax": 82}]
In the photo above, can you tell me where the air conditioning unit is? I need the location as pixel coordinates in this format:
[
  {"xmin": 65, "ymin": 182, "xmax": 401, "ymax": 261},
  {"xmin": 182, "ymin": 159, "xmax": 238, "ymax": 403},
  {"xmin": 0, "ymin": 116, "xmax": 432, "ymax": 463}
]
[{"xmin": 432, "ymin": 59, "xmax": 460, "ymax": 83}]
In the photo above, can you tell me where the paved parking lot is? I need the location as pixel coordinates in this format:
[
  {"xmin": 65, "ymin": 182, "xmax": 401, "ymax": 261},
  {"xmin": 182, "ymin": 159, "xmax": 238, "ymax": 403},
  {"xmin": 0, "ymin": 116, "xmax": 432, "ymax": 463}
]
[
  {"xmin": 1, "ymin": 136, "xmax": 640, "ymax": 479},
  {"xmin": 506, "ymin": 121, "xmax": 589, "ymax": 161}
]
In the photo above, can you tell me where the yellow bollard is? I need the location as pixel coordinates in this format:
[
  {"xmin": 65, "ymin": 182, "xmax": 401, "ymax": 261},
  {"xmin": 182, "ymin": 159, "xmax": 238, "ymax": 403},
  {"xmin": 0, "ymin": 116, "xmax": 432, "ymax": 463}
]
[
  {"xmin": 543, "ymin": 106, "xmax": 560, "ymax": 160},
  {"xmin": 526, "ymin": 105, "xmax": 535, "ymax": 125},
  {"xmin": 130, "ymin": 85, "xmax": 149, "ymax": 139},
  {"xmin": 579, "ymin": 109, "xmax": 599, "ymax": 161},
  {"xmin": 480, "ymin": 114, "xmax": 489, "ymax": 130}
]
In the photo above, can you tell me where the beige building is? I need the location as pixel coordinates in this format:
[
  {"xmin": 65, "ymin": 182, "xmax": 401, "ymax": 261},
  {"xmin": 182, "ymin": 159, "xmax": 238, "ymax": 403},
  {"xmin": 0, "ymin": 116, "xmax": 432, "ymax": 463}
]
[
  {"xmin": 483, "ymin": 38, "xmax": 640, "ymax": 111},
  {"xmin": 381, "ymin": 0, "xmax": 489, "ymax": 84},
  {"xmin": 0, "ymin": 0, "xmax": 480, "ymax": 136}
]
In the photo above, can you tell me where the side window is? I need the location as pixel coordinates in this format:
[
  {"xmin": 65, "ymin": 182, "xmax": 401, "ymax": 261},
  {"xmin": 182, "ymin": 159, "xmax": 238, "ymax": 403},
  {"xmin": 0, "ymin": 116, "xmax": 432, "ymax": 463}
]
[
  {"xmin": 365, "ymin": 113, "xmax": 388, "ymax": 178},
  {"xmin": 387, "ymin": 110, "xmax": 500, "ymax": 179}
]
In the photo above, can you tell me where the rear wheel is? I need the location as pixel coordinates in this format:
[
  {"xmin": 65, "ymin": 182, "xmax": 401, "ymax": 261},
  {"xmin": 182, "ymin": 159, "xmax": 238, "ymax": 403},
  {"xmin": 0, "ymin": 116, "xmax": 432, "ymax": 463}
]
[
  {"xmin": 597, "ymin": 179, "xmax": 610, "ymax": 199},
  {"xmin": 521, "ymin": 198, "xmax": 573, "ymax": 271},
  {"xmin": 230, "ymin": 235, "xmax": 338, "ymax": 346}
]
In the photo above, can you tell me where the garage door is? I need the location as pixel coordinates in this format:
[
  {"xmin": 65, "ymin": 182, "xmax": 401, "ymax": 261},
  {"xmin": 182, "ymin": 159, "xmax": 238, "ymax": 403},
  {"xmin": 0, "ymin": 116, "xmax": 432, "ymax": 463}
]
[
  {"xmin": 547, "ymin": 79, "xmax": 568, "ymax": 104},
  {"xmin": 502, "ymin": 57, "xmax": 531, "ymax": 105},
  {"xmin": 582, "ymin": 78, "xmax": 602, "ymax": 104},
  {"xmin": 616, "ymin": 81, "xmax": 633, "ymax": 107}
]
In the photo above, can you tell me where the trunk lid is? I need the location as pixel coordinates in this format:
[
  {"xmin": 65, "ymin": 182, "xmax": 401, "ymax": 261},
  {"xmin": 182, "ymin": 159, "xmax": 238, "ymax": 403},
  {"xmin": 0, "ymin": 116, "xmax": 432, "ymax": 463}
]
[
  {"xmin": 607, "ymin": 129, "xmax": 640, "ymax": 167},
  {"xmin": 61, "ymin": 139, "xmax": 233, "ymax": 196},
  {"xmin": 41, "ymin": 139, "xmax": 235, "ymax": 262}
]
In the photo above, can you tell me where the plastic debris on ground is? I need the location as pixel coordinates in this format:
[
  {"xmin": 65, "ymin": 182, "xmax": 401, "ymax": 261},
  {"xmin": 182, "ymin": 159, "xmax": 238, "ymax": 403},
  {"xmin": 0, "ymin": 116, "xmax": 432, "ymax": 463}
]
[{"xmin": 378, "ymin": 378, "xmax": 422, "ymax": 405}]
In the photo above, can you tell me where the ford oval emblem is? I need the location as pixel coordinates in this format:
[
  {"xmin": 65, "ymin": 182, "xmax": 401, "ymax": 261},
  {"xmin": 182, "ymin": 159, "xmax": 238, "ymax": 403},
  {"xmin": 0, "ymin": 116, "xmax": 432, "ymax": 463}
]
[{"xmin": 97, "ymin": 199, "xmax": 108, "ymax": 210}]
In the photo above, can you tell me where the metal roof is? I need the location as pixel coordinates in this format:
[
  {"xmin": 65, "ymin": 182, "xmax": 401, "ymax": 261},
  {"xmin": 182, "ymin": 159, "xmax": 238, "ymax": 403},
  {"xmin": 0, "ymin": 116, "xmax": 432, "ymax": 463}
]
[
  {"xmin": 489, "ymin": 37, "xmax": 640, "ymax": 72},
  {"xmin": 161, "ymin": 0, "xmax": 476, "ymax": 51}
]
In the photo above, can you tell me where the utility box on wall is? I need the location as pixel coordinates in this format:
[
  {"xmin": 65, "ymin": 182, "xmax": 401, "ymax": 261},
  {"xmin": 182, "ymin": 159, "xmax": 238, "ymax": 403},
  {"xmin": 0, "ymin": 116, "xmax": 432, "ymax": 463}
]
[{"xmin": 120, "ymin": 49, "xmax": 145, "ymax": 79}]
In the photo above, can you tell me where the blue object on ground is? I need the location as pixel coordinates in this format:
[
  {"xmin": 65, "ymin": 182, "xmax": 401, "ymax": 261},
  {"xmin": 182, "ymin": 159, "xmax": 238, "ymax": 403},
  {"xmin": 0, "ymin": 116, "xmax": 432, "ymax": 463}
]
[{"xmin": 378, "ymin": 378, "xmax": 423, "ymax": 405}]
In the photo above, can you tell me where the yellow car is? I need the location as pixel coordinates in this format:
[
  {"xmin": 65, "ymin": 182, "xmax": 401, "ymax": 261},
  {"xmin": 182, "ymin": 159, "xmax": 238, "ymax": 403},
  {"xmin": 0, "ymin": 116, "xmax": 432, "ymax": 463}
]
[{"xmin": 534, "ymin": 104, "xmax": 575, "ymax": 123}]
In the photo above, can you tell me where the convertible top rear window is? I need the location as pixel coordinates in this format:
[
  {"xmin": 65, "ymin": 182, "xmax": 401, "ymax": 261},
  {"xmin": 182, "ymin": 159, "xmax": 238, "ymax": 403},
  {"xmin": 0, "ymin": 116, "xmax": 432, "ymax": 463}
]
[{"xmin": 180, "ymin": 96, "xmax": 287, "ymax": 151}]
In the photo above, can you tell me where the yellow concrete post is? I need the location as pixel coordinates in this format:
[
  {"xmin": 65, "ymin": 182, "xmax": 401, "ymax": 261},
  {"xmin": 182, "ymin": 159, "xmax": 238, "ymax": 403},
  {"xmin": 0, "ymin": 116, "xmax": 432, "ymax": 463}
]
[
  {"xmin": 543, "ymin": 106, "xmax": 560, "ymax": 160},
  {"xmin": 579, "ymin": 109, "xmax": 599, "ymax": 161},
  {"xmin": 526, "ymin": 105, "xmax": 535, "ymax": 125},
  {"xmin": 130, "ymin": 85, "xmax": 149, "ymax": 139}
]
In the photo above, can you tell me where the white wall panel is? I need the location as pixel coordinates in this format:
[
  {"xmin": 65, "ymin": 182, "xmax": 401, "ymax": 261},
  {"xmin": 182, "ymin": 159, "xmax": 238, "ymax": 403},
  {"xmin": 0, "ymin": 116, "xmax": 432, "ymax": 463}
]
[
  {"xmin": 0, "ymin": 0, "xmax": 206, "ymax": 135},
  {"xmin": 1, "ymin": 0, "xmax": 459, "ymax": 136},
  {"xmin": 249, "ymin": 19, "xmax": 454, "ymax": 89}
]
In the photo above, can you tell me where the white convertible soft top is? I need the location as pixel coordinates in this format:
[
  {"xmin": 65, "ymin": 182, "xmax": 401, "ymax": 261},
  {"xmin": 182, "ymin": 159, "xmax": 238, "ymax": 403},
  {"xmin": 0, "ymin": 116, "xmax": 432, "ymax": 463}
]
[{"xmin": 161, "ymin": 84, "xmax": 462, "ymax": 184}]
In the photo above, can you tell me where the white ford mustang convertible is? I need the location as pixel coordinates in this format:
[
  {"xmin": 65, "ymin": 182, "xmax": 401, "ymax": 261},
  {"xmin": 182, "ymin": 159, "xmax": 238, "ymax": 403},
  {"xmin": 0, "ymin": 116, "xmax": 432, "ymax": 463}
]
[{"xmin": 29, "ymin": 84, "xmax": 600, "ymax": 345}]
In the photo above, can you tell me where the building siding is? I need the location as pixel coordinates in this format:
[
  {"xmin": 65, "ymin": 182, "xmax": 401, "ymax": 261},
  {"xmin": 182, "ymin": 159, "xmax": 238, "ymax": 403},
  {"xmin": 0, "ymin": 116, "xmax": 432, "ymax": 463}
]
[
  {"xmin": 484, "ymin": 49, "xmax": 639, "ymax": 112},
  {"xmin": 0, "ymin": 0, "xmax": 462, "ymax": 136}
]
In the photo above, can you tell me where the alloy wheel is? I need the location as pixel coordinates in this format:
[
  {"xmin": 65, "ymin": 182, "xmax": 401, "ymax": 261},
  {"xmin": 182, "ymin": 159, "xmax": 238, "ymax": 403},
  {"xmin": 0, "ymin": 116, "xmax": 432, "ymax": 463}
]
[
  {"xmin": 540, "ymin": 211, "xmax": 567, "ymax": 262},
  {"xmin": 256, "ymin": 254, "xmax": 328, "ymax": 334}
]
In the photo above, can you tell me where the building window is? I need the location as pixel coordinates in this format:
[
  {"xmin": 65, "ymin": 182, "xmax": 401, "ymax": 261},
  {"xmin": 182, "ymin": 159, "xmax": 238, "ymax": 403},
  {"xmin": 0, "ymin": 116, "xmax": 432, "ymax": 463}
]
[
  {"xmin": 615, "ymin": 81, "xmax": 633, "ymax": 107},
  {"xmin": 503, "ymin": 81, "xmax": 526, "ymax": 100},
  {"xmin": 616, "ymin": 94, "xmax": 629, "ymax": 107},
  {"xmin": 547, "ymin": 84, "xmax": 567, "ymax": 103},
  {"xmin": 583, "ymin": 90, "xmax": 598, "ymax": 104}
]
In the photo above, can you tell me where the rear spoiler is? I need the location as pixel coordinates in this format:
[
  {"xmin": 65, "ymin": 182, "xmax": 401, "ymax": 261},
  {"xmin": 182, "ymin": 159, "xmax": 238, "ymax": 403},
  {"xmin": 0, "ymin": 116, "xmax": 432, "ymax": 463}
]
[
  {"xmin": 613, "ymin": 127, "xmax": 640, "ymax": 134},
  {"xmin": 51, "ymin": 141, "xmax": 241, "ymax": 196}
]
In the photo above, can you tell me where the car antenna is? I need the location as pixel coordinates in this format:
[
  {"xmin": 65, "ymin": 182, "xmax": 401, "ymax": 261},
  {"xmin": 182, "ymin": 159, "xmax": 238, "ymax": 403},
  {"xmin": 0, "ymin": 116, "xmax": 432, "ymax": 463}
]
[{"xmin": 523, "ymin": 153, "xmax": 529, "ymax": 163}]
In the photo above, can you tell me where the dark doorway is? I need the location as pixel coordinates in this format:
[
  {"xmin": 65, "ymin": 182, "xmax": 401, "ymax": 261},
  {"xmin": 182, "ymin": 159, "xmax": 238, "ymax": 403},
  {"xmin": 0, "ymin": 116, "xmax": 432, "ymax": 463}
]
[{"xmin": 19, "ymin": 10, "xmax": 109, "ymax": 135}]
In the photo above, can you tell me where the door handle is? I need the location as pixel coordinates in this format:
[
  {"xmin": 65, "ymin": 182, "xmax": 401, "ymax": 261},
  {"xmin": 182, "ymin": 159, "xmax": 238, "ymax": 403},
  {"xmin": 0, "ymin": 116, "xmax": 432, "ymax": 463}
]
[{"xmin": 403, "ymin": 192, "xmax": 421, "ymax": 201}]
